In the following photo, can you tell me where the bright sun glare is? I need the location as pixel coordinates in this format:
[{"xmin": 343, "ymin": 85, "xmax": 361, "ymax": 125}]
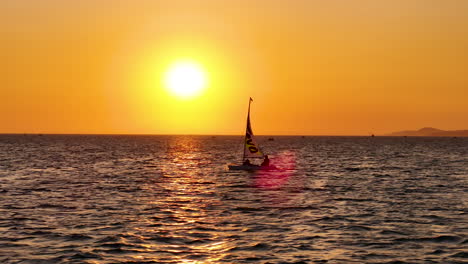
[{"xmin": 164, "ymin": 61, "xmax": 207, "ymax": 98}]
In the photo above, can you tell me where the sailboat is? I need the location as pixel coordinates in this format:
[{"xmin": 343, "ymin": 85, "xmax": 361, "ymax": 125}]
[{"xmin": 228, "ymin": 98, "xmax": 274, "ymax": 170}]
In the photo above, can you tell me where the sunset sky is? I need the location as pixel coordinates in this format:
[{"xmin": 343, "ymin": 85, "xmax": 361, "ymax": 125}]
[{"xmin": 2, "ymin": 0, "xmax": 467, "ymax": 135}]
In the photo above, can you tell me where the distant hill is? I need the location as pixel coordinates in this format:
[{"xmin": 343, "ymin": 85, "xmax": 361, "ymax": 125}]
[{"xmin": 387, "ymin": 127, "xmax": 468, "ymax": 137}]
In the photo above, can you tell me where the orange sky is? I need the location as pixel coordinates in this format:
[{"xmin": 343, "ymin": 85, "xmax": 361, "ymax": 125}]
[{"xmin": 2, "ymin": 0, "xmax": 467, "ymax": 135}]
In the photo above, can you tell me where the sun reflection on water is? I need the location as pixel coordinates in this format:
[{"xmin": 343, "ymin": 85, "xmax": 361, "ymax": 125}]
[
  {"xmin": 116, "ymin": 137, "xmax": 326, "ymax": 263},
  {"xmin": 131, "ymin": 136, "xmax": 233, "ymax": 263}
]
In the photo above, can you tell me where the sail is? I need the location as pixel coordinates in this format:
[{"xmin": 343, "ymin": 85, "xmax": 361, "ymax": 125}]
[{"xmin": 243, "ymin": 98, "xmax": 264, "ymax": 160}]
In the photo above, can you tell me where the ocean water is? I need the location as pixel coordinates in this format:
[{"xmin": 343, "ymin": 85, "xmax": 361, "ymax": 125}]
[{"xmin": 0, "ymin": 135, "xmax": 467, "ymax": 264}]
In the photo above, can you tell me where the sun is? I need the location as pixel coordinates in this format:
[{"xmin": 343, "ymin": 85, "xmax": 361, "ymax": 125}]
[{"xmin": 164, "ymin": 60, "xmax": 207, "ymax": 98}]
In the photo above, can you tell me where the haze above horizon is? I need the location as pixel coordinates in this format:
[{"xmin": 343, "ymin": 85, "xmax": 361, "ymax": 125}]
[{"xmin": 2, "ymin": 0, "xmax": 468, "ymax": 135}]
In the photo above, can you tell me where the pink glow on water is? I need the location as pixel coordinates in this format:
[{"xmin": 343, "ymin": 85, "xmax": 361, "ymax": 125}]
[{"xmin": 254, "ymin": 151, "xmax": 297, "ymax": 189}]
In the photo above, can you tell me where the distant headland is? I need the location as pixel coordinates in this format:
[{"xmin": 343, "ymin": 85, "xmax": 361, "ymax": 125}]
[{"xmin": 387, "ymin": 127, "xmax": 468, "ymax": 137}]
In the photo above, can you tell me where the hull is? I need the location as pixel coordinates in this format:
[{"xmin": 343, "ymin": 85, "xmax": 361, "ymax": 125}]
[{"xmin": 228, "ymin": 164, "xmax": 276, "ymax": 171}]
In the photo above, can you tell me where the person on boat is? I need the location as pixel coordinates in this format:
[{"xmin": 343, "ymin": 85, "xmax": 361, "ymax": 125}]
[
  {"xmin": 261, "ymin": 155, "xmax": 270, "ymax": 167},
  {"xmin": 243, "ymin": 159, "xmax": 252, "ymax": 166}
]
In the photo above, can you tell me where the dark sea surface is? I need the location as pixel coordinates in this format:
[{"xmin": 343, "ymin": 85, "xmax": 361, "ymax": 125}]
[{"xmin": 0, "ymin": 135, "xmax": 467, "ymax": 264}]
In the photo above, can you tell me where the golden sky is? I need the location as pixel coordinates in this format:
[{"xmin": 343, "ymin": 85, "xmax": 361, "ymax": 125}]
[{"xmin": 2, "ymin": 0, "xmax": 467, "ymax": 135}]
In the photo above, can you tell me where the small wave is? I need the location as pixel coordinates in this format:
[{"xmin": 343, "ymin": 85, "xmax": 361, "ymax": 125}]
[
  {"xmin": 275, "ymin": 205, "xmax": 319, "ymax": 211},
  {"xmin": 69, "ymin": 251, "xmax": 102, "ymax": 260},
  {"xmin": 379, "ymin": 230, "xmax": 408, "ymax": 236},
  {"xmin": 95, "ymin": 235, "xmax": 122, "ymax": 244},
  {"xmin": 233, "ymin": 206, "xmax": 263, "ymax": 212},
  {"xmin": 92, "ymin": 245, "xmax": 147, "ymax": 256},
  {"xmin": 427, "ymin": 235, "xmax": 464, "ymax": 243},
  {"xmin": 99, "ymin": 242, "xmax": 129, "ymax": 248},
  {"xmin": 146, "ymin": 235, "xmax": 197, "ymax": 245},
  {"xmin": 334, "ymin": 197, "xmax": 373, "ymax": 202},
  {"xmin": 117, "ymin": 261, "xmax": 161, "ymax": 264},
  {"xmin": 37, "ymin": 203, "xmax": 76, "ymax": 210},
  {"xmin": 228, "ymin": 242, "xmax": 271, "ymax": 252},
  {"xmin": 294, "ymin": 235, "xmax": 323, "ymax": 241},
  {"xmin": 451, "ymin": 252, "xmax": 468, "ymax": 258},
  {"xmin": 0, "ymin": 242, "xmax": 26, "ymax": 248},
  {"xmin": 344, "ymin": 167, "xmax": 361, "ymax": 171},
  {"xmin": 421, "ymin": 214, "xmax": 447, "ymax": 220},
  {"xmin": 428, "ymin": 249, "xmax": 446, "ymax": 255},
  {"xmin": 11, "ymin": 216, "xmax": 31, "ymax": 222},
  {"xmin": 395, "ymin": 235, "xmax": 463, "ymax": 243},
  {"xmin": 363, "ymin": 253, "xmax": 393, "ymax": 259},
  {"xmin": 64, "ymin": 233, "xmax": 93, "ymax": 241},
  {"xmin": 312, "ymin": 215, "xmax": 349, "ymax": 222},
  {"xmin": 345, "ymin": 225, "xmax": 373, "ymax": 231},
  {"xmin": 93, "ymin": 248, "xmax": 127, "ymax": 254},
  {"xmin": 187, "ymin": 232, "xmax": 213, "ymax": 239},
  {"xmin": 28, "ymin": 230, "xmax": 63, "ymax": 239}
]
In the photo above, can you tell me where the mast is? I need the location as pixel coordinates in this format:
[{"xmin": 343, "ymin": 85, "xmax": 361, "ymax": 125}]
[{"xmin": 242, "ymin": 97, "xmax": 253, "ymax": 162}]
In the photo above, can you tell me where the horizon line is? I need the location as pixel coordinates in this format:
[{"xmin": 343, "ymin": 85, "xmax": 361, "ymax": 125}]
[{"xmin": 1, "ymin": 132, "xmax": 380, "ymax": 137}]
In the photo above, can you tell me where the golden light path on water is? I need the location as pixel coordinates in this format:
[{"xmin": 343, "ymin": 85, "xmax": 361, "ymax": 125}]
[
  {"xmin": 130, "ymin": 136, "xmax": 232, "ymax": 263},
  {"xmin": 124, "ymin": 136, "xmax": 341, "ymax": 263}
]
